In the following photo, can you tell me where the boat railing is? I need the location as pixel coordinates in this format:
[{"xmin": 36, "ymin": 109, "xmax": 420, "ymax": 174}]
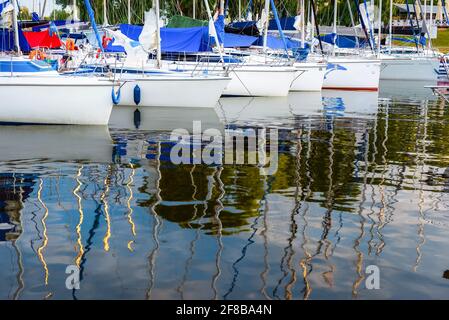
[{"xmin": 190, "ymin": 56, "xmax": 232, "ymax": 77}]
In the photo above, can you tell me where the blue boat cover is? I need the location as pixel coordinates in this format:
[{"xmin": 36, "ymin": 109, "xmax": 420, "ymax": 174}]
[
  {"xmin": 228, "ymin": 21, "xmax": 258, "ymax": 30},
  {"xmin": 32, "ymin": 12, "xmax": 40, "ymax": 21},
  {"xmin": 319, "ymin": 33, "xmax": 368, "ymax": 48},
  {"xmin": 120, "ymin": 24, "xmax": 212, "ymax": 52},
  {"xmin": 255, "ymin": 34, "xmax": 301, "ymax": 49},
  {"xmin": 268, "ymin": 17, "xmax": 296, "ymax": 31},
  {"xmin": 32, "ymin": 20, "xmax": 79, "ymax": 32},
  {"xmin": 0, "ymin": 28, "xmax": 31, "ymax": 52},
  {"xmin": 215, "ymin": 15, "xmax": 225, "ymax": 44},
  {"xmin": 223, "ymin": 33, "xmax": 257, "ymax": 47}
]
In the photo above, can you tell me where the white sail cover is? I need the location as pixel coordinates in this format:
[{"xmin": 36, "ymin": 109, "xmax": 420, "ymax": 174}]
[
  {"xmin": 0, "ymin": 1, "xmax": 14, "ymax": 28},
  {"xmin": 139, "ymin": 9, "xmax": 158, "ymax": 51},
  {"xmin": 105, "ymin": 28, "xmax": 148, "ymax": 64},
  {"xmin": 293, "ymin": 14, "xmax": 302, "ymax": 31},
  {"xmin": 256, "ymin": 9, "xmax": 268, "ymax": 33}
]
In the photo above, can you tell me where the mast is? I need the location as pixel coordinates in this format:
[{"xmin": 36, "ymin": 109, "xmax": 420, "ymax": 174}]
[
  {"xmin": 333, "ymin": 0, "xmax": 338, "ymax": 55},
  {"xmin": 300, "ymin": 0, "xmax": 305, "ymax": 48},
  {"xmin": 310, "ymin": 0, "xmax": 315, "ymax": 53},
  {"xmin": 13, "ymin": 0, "xmax": 21, "ymax": 55},
  {"xmin": 377, "ymin": 0, "xmax": 382, "ymax": 55},
  {"xmin": 155, "ymin": 0, "xmax": 161, "ymax": 68},
  {"xmin": 425, "ymin": 0, "xmax": 428, "ymax": 22},
  {"xmin": 103, "ymin": 0, "xmax": 109, "ymax": 25},
  {"xmin": 128, "ymin": 0, "xmax": 131, "ymax": 24},
  {"xmin": 203, "ymin": 0, "xmax": 225, "ymax": 66},
  {"xmin": 193, "ymin": 0, "xmax": 196, "ymax": 19},
  {"xmin": 389, "ymin": 0, "xmax": 393, "ymax": 51},
  {"xmin": 73, "ymin": 0, "xmax": 78, "ymax": 21},
  {"xmin": 41, "ymin": 0, "xmax": 47, "ymax": 18},
  {"xmin": 311, "ymin": 0, "xmax": 324, "ymax": 53},
  {"xmin": 238, "ymin": 0, "xmax": 241, "ymax": 20}
]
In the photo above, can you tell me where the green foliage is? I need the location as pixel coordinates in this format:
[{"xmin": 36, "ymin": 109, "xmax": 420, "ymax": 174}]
[
  {"xmin": 18, "ymin": 6, "xmax": 31, "ymax": 20},
  {"xmin": 51, "ymin": 0, "xmax": 398, "ymax": 26}
]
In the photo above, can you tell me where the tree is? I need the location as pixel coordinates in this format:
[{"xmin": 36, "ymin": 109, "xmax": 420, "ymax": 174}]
[{"xmin": 18, "ymin": 6, "xmax": 32, "ymax": 20}]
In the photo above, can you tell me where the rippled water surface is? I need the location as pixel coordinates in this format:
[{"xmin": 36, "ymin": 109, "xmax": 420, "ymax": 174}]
[{"xmin": 1, "ymin": 81, "xmax": 449, "ymax": 299}]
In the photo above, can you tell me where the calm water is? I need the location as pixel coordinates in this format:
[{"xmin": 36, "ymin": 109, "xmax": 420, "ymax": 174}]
[{"xmin": 1, "ymin": 81, "xmax": 449, "ymax": 299}]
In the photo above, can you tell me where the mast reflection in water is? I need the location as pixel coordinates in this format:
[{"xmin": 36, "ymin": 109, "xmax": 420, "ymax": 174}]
[{"xmin": 1, "ymin": 85, "xmax": 449, "ymax": 299}]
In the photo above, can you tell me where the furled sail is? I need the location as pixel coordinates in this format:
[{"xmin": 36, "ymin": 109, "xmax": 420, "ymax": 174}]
[{"xmin": 139, "ymin": 8, "xmax": 158, "ymax": 51}]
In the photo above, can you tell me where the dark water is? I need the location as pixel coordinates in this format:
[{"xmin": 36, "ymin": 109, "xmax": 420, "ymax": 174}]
[{"xmin": 1, "ymin": 81, "xmax": 449, "ymax": 299}]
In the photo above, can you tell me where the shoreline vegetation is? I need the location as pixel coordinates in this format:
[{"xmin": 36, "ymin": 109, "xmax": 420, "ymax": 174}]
[{"xmin": 17, "ymin": 0, "xmax": 449, "ymax": 53}]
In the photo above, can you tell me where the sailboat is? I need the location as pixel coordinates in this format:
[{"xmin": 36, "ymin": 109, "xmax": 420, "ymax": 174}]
[
  {"xmin": 153, "ymin": 0, "xmax": 297, "ymax": 97},
  {"xmin": 0, "ymin": 0, "xmax": 116, "ymax": 125},
  {"xmin": 321, "ymin": 0, "xmax": 381, "ymax": 90},
  {"xmin": 248, "ymin": 0, "xmax": 327, "ymax": 92},
  {"xmin": 100, "ymin": 3, "xmax": 231, "ymax": 108},
  {"xmin": 378, "ymin": 0, "xmax": 441, "ymax": 81}
]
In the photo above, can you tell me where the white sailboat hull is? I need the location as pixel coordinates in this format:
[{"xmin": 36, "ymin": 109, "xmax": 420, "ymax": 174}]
[
  {"xmin": 0, "ymin": 76, "xmax": 114, "ymax": 125},
  {"xmin": 117, "ymin": 75, "xmax": 230, "ymax": 108},
  {"xmin": 167, "ymin": 62, "xmax": 296, "ymax": 96},
  {"xmin": 380, "ymin": 57, "xmax": 440, "ymax": 81},
  {"xmin": 223, "ymin": 66, "xmax": 296, "ymax": 96},
  {"xmin": 291, "ymin": 62, "xmax": 326, "ymax": 91},
  {"xmin": 322, "ymin": 58, "xmax": 381, "ymax": 91}
]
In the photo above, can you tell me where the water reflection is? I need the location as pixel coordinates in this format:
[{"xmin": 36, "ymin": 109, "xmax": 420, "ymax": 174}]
[{"xmin": 1, "ymin": 82, "xmax": 449, "ymax": 299}]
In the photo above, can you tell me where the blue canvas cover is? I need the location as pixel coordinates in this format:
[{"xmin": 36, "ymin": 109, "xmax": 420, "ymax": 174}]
[
  {"xmin": 104, "ymin": 39, "xmax": 126, "ymax": 53},
  {"xmin": 255, "ymin": 35, "xmax": 301, "ymax": 49},
  {"xmin": 119, "ymin": 24, "xmax": 211, "ymax": 52},
  {"xmin": 319, "ymin": 33, "xmax": 368, "ymax": 48},
  {"xmin": 0, "ymin": 28, "xmax": 31, "ymax": 52},
  {"xmin": 228, "ymin": 20, "xmax": 258, "ymax": 30},
  {"xmin": 215, "ymin": 15, "xmax": 225, "ymax": 44},
  {"xmin": 32, "ymin": 20, "xmax": 79, "ymax": 32},
  {"xmin": 268, "ymin": 17, "xmax": 296, "ymax": 31},
  {"xmin": 223, "ymin": 33, "xmax": 257, "ymax": 48}
]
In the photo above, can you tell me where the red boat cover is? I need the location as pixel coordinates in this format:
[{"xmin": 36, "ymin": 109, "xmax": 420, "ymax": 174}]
[{"xmin": 23, "ymin": 31, "xmax": 62, "ymax": 49}]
